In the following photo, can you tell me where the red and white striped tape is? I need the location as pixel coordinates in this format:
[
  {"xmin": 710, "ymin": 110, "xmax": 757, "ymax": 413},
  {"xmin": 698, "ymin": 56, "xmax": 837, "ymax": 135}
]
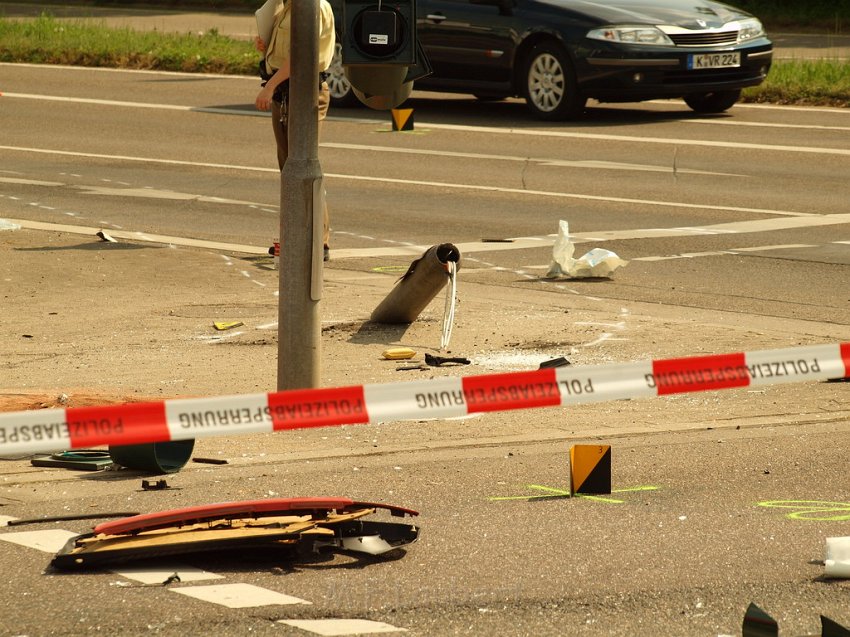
[{"xmin": 1, "ymin": 343, "xmax": 847, "ymax": 456}]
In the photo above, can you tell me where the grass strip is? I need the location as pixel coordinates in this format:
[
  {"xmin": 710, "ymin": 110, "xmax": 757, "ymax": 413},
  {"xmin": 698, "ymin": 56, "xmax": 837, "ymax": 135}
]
[
  {"xmin": 743, "ymin": 59, "xmax": 850, "ymax": 107},
  {"xmin": 0, "ymin": 13, "xmax": 259, "ymax": 74},
  {"xmin": 1, "ymin": 14, "xmax": 848, "ymax": 106}
]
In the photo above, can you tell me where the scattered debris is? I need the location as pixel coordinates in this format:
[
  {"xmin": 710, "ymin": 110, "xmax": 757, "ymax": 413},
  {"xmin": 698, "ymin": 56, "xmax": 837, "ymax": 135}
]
[
  {"xmin": 192, "ymin": 457, "xmax": 229, "ymax": 465},
  {"xmin": 96, "ymin": 230, "xmax": 118, "ymax": 243},
  {"xmin": 31, "ymin": 450, "xmax": 114, "ymax": 471},
  {"xmin": 162, "ymin": 573, "xmax": 181, "ymax": 586},
  {"xmin": 213, "ymin": 321, "xmax": 244, "ymax": 331},
  {"xmin": 742, "ymin": 602, "xmax": 849, "ymax": 637},
  {"xmin": 141, "ymin": 479, "xmax": 170, "ymax": 491},
  {"xmin": 742, "ymin": 602, "xmax": 777, "ymax": 637},
  {"xmin": 382, "ymin": 347, "xmax": 416, "ymax": 360},
  {"xmin": 546, "ymin": 220, "xmax": 627, "ymax": 279},
  {"xmin": 51, "ymin": 497, "xmax": 419, "ymax": 570},
  {"xmin": 539, "ymin": 356, "xmax": 571, "ymax": 369},
  {"xmin": 396, "ymin": 363, "xmax": 429, "ymax": 371},
  {"xmin": 425, "ymin": 353, "xmax": 471, "ymax": 367}
]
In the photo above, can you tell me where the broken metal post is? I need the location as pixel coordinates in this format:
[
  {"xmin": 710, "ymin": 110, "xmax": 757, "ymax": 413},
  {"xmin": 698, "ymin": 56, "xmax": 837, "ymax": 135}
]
[
  {"xmin": 370, "ymin": 244, "xmax": 461, "ymax": 324},
  {"xmin": 278, "ymin": 0, "xmax": 323, "ymax": 390}
]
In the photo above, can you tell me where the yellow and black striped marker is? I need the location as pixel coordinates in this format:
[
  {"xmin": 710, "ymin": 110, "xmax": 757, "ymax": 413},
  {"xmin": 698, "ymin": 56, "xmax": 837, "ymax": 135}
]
[
  {"xmin": 570, "ymin": 444, "xmax": 611, "ymax": 495},
  {"xmin": 391, "ymin": 108, "xmax": 414, "ymax": 131}
]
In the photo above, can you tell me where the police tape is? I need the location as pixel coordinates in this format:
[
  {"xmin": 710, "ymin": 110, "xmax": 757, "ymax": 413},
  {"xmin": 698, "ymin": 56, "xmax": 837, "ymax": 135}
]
[{"xmin": 1, "ymin": 342, "xmax": 848, "ymax": 456}]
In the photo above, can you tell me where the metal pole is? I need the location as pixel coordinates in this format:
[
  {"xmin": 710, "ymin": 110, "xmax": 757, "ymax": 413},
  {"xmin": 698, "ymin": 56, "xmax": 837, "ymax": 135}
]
[{"xmin": 277, "ymin": 0, "xmax": 323, "ymax": 390}]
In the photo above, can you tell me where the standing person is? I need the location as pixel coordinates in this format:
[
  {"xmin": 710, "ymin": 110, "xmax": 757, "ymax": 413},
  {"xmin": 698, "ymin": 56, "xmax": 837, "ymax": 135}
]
[{"xmin": 255, "ymin": 0, "xmax": 335, "ymax": 261}]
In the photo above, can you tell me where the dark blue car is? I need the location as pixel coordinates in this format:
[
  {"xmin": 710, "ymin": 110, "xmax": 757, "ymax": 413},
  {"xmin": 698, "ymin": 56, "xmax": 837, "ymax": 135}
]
[{"xmin": 327, "ymin": 0, "xmax": 772, "ymax": 119}]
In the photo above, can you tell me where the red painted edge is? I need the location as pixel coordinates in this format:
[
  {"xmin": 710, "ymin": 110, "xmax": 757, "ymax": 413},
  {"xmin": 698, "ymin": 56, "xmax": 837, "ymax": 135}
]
[{"xmin": 93, "ymin": 497, "xmax": 417, "ymax": 536}]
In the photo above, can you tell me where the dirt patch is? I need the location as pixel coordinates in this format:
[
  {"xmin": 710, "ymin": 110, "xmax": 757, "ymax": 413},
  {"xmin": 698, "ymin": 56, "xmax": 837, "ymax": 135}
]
[{"xmin": 0, "ymin": 391, "xmax": 159, "ymax": 413}]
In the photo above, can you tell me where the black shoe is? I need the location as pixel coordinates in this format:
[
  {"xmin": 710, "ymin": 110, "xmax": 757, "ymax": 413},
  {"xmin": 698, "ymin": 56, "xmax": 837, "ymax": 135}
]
[{"xmin": 323, "ymin": 246, "xmax": 330, "ymax": 262}]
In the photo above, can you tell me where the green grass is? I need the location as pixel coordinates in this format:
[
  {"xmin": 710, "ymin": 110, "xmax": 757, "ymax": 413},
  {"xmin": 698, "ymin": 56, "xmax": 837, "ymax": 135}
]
[
  {"xmin": 743, "ymin": 59, "xmax": 850, "ymax": 106},
  {"xmin": 0, "ymin": 13, "xmax": 259, "ymax": 74},
  {"xmin": 1, "ymin": 14, "xmax": 848, "ymax": 107}
]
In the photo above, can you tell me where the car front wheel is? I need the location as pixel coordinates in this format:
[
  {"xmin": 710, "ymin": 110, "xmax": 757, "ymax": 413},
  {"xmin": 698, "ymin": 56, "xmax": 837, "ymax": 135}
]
[
  {"xmin": 523, "ymin": 41, "xmax": 585, "ymax": 120},
  {"xmin": 684, "ymin": 89, "xmax": 741, "ymax": 113},
  {"xmin": 327, "ymin": 41, "xmax": 360, "ymax": 107}
]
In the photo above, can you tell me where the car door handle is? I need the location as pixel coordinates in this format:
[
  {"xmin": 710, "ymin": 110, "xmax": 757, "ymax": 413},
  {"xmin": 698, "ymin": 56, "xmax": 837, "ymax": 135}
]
[{"xmin": 425, "ymin": 13, "xmax": 447, "ymax": 23}]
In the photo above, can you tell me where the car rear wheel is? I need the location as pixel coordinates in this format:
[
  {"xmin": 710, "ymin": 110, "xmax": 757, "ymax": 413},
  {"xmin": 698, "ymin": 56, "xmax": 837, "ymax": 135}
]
[
  {"xmin": 684, "ymin": 89, "xmax": 741, "ymax": 113},
  {"xmin": 327, "ymin": 40, "xmax": 361, "ymax": 107},
  {"xmin": 523, "ymin": 41, "xmax": 585, "ymax": 120}
]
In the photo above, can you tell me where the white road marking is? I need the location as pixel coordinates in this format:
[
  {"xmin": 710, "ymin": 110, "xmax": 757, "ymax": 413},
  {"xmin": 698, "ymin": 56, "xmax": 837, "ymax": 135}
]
[
  {"xmin": 0, "ymin": 61, "xmax": 253, "ymax": 80},
  {"xmin": 0, "ymin": 144, "xmax": 278, "ymax": 174},
  {"xmin": 279, "ymin": 619, "xmax": 407, "ymax": 635},
  {"xmin": 76, "ymin": 183, "xmax": 270, "ymax": 207},
  {"xmin": 687, "ymin": 118, "xmax": 850, "ymax": 133},
  {"xmin": 340, "ymin": 117, "xmax": 850, "ymax": 157},
  {"xmin": 1, "ymin": 92, "xmax": 263, "ymax": 117},
  {"xmin": 547, "ymin": 216, "xmax": 836, "ymax": 244},
  {"xmin": 0, "ymin": 145, "xmax": 823, "ymax": 218},
  {"xmin": 327, "ymin": 174, "xmax": 815, "ymax": 218},
  {"xmin": 3, "ymin": 91, "xmax": 850, "ymax": 156},
  {"xmin": 0, "ymin": 177, "xmax": 64, "ymax": 187},
  {"xmin": 0, "ymin": 529, "xmax": 78, "ymax": 553},
  {"xmin": 171, "ymin": 583, "xmax": 311, "ymax": 608},
  {"xmin": 632, "ymin": 243, "xmax": 821, "ymax": 262},
  {"xmin": 323, "ymin": 143, "xmax": 744, "ymax": 176},
  {"xmin": 4, "ymin": 215, "xmax": 849, "ymax": 260},
  {"xmin": 7, "ymin": 218, "xmax": 266, "ymax": 254},
  {"xmin": 113, "ymin": 564, "xmax": 224, "ymax": 584}
]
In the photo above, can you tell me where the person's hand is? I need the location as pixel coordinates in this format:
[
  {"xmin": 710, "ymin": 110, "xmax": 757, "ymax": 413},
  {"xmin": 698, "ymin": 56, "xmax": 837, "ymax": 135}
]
[
  {"xmin": 256, "ymin": 85, "xmax": 274, "ymax": 111},
  {"xmin": 254, "ymin": 36, "xmax": 266, "ymax": 52}
]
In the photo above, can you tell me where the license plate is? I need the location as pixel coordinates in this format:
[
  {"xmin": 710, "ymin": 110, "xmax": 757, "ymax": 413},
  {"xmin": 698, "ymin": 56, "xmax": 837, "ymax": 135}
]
[{"xmin": 687, "ymin": 52, "xmax": 741, "ymax": 70}]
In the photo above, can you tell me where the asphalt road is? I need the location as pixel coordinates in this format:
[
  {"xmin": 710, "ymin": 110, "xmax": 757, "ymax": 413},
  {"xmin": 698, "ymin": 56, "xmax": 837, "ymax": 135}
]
[
  {"xmin": 1, "ymin": 48, "xmax": 849, "ymax": 637},
  {"xmin": 1, "ymin": 63, "xmax": 848, "ymax": 324}
]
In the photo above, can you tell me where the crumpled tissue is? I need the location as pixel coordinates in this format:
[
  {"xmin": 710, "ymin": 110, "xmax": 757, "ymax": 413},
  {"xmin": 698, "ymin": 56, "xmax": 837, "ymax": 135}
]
[{"xmin": 546, "ymin": 220, "xmax": 627, "ymax": 279}]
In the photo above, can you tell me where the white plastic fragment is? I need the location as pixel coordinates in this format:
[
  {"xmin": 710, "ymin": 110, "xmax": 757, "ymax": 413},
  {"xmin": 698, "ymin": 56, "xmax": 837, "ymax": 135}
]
[
  {"xmin": 824, "ymin": 536, "xmax": 850, "ymax": 578},
  {"xmin": 546, "ymin": 219, "xmax": 627, "ymax": 278}
]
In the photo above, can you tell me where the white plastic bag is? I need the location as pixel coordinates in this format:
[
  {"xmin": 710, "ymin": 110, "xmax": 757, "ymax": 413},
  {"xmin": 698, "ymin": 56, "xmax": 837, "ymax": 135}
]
[{"xmin": 546, "ymin": 220, "xmax": 627, "ymax": 278}]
